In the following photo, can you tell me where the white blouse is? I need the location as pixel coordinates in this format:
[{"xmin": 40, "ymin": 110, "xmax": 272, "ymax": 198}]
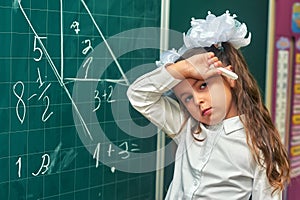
[{"xmin": 127, "ymin": 66, "xmax": 280, "ymax": 200}]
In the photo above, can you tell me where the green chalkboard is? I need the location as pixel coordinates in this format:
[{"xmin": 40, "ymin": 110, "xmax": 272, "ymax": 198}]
[{"xmin": 0, "ymin": 0, "xmax": 162, "ymax": 199}]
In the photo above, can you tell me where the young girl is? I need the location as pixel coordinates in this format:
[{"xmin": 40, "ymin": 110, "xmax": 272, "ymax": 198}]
[{"xmin": 127, "ymin": 11, "xmax": 290, "ymax": 199}]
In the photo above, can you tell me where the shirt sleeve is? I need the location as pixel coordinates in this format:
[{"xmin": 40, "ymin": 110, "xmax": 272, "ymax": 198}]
[
  {"xmin": 127, "ymin": 66, "xmax": 185, "ymax": 137},
  {"xmin": 252, "ymin": 165, "xmax": 282, "ymax": 200}
]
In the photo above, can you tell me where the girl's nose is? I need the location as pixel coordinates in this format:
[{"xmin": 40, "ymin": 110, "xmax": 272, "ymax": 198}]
[{"xmin": 193, "ymin": 92, "xmax": 204, "ymax": 105}]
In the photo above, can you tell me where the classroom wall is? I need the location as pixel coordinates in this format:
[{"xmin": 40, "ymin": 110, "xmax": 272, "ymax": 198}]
[{"xmin": 273, "ymin": 1, "xmax": 300, "ymax": 199}]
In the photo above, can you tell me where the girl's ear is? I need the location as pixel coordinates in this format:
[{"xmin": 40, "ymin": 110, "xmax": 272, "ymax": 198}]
[{"xmin": 225, "ymin": 65, "xmax": 236, "ymax": 88}]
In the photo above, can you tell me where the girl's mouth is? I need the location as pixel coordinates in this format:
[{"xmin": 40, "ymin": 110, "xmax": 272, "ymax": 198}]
[{"xmin": 202, "ymin": 107, "xmax": 212, "ymax": 116}]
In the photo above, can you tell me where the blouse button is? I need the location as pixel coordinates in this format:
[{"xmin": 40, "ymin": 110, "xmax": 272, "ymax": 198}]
[{"xmin": 193, "ymin": 180, "xmax": 198, "ymax": 186}]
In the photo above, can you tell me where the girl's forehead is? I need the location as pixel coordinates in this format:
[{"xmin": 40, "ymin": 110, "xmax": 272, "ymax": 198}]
[
  {"xmin": 178, "ymin": 78, "xmax": 205, "ymax": 87},
  {"xmin": 177, "ymin": 78, "xmax": 197, "ymax": 87},
  {"xmin": 173, "ymin": 78, "xmax": 200, "ymax": 93}
]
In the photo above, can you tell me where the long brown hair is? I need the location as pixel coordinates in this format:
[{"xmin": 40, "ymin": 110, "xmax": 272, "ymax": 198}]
[
  {"xmin": 175, "ymin": 43, "xmax": 290, "ymax": 192},
  {"xmin": 205, "ymin": 42, "xmax": 290, "ymax": 192}
]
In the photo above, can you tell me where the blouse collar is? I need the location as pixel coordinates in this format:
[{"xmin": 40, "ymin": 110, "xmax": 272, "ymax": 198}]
[
  {"xmin": 222, "ymin": 115, "xmax": 244, "ymax": 135},
  {"xmin": 202, "ymin": 115, "xmax": 244, "ymax": 135}
]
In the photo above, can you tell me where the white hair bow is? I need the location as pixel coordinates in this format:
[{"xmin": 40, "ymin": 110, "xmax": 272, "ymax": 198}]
[
  {"xmin": 184, "ymin": 10, "xmax": 251, "ymax": 49},
  {"xmin": 156, "ymin": 10, "xmax": 251, "ymax": 67}
]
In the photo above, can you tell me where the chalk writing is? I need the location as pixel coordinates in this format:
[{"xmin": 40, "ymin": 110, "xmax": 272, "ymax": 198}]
[
  {"xmin": 34, "ymin": 67, "xmax": 53, "ymax": 122},
  {"xmin": 15, "ymin": 154, "xmax": 50, "ymax": 177},
  {"xmin": 82, "ymin": 39, "xmax": 94, "ymax": 55},
  {"xmin": 103, "ymin": 85, "xmax": 116, "ymax": 103},
  {"xmin": 70, "ymin": 21, "xmax": 80, "ymax": 34},
  {"xmin": 111, "ymin": 166, "xmax": 116, "ymax": 173},
  {"xmin": 13, "ymin": 81, "xmax": 26, "ymax": 124},
  {"xmin": 16, "ymin": 157, "xmax": 22, "ymax": 178},
  {"xmin": 19, "ymin": 0, "xmax": 130, "ymax": 141},
  {"xmin": 93, "ymin": 90, "xmax": 101, "ymax": 112},
  {"xmin": 33, "ymin": 36, "xmax": 47, "ymax": 62},
  {"xmin": 13, "ymin": 68, "xmax": 53, "ymax": 124},
  {"xmin": 92, "ymin": 142, "xmax": 140, "ymax": 168},
  {"xmin": 107, "ymin": 144, "xmax": 115, "ymax": 157},
  {"xmin": 82, "ymin": 56, "xmax": 93, "ymax": 79},
  {"xmin": 17, "ymin": 0, "xmax": 134, "ymax": 166},
  {"xmin": 118, "ymin": 142, "xmax": 140, "ymax": 159},
  {"xmin": 32, "ymin": 154, "xmax": 50, "ymax": 176},
  {"xmin": 14, "ymin": 143, "xmax": 77, "ymax": 178},
  {"xmin": 93, "ymin": 143, "xmax": 101, "ymax": 168},
  {"xmin": 93, "ymin": 86, "xmax": 116, "ymax": 112}
]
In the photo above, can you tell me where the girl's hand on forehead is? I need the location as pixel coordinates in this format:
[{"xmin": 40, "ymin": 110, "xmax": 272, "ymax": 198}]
[
  {"xmin": 185, "ymin": 52, "xmax": 223, "ymax": 80},
  {"xmin": 166, "ymin": 52, "xmax": 223, "ymax": 80}
]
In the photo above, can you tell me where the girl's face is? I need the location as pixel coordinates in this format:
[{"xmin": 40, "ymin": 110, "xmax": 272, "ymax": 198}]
[{"xmin": 173, "ymin": 75, "xmax": 237, "ymax": 125}]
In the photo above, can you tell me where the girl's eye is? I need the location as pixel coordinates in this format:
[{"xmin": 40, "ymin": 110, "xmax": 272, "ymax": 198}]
[
  {"xmin": 184, "ymin": 95, "xmax": 193, "ymax": 103},
  {"xmin": 200, "ymin": 82, "xmax": 207, "ymax": 90}
]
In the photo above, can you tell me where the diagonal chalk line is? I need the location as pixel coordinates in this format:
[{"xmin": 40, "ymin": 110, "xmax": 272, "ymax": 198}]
[{"xmin": 81, "ymin": 0, "xmax": 129, "ymax": 86}]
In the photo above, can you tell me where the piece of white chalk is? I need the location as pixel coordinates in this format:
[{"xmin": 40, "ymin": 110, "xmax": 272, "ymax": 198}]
[{"xmin": 217, "ymin": 67, "xmax": 238, "ymax": 80}]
